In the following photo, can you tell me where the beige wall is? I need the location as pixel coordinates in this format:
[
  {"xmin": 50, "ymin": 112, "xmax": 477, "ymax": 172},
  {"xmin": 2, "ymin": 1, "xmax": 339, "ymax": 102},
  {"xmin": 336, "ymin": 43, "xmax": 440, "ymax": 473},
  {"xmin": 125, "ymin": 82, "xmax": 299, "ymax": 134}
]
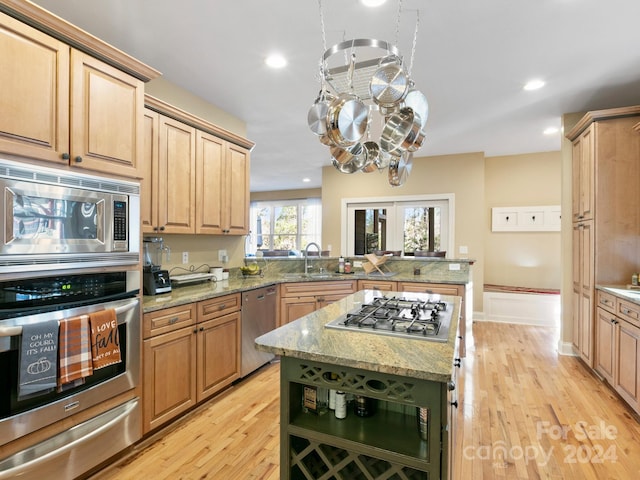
[
  {"xmin": 321, "ymin": 152, "xmax": 486, "ymax": 310},
  {"xmin": 484, "ymin": 152, "xmax": 561, "ymax": 289},
  {"xmin": 146, "ymin": 77, "xmax": 247, "ymax": 138}
]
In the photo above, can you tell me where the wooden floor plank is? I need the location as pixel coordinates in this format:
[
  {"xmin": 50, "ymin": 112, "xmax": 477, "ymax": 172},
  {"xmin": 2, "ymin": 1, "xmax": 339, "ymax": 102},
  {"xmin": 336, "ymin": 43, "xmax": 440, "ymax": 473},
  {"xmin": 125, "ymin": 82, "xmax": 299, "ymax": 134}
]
[{"xmin": 89, "ymin": 322, "xmax": 640, "ymax": 480}]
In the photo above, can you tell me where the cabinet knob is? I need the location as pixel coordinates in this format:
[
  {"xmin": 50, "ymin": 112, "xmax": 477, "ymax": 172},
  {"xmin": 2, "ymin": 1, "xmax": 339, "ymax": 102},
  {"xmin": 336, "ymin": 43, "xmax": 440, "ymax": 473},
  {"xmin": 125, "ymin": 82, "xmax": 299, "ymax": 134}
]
[
  {"xmin": 199, "ymin": 327, "xmax": 204, "ymax": 331},
  {"xmin": 74, "ymin": 156, "xmax": 83, "ymax": 163},
  {"xmin": 193, "ymin": 329, "xmax": 198, "ymax": 334},
  {"xmin": 448, "ymin": 381, "xmax": 456, "ymax": 391},
  {"xmin": 454, "ymin": 358, "xmax": 461, "ymax": 368},
  {"xmin": 61, "ymin": 153, "xmax": 70, "ymax": 160},
  {"xmin": 450, "ymin": 400, "xmax": 459, "ymax": 408}
]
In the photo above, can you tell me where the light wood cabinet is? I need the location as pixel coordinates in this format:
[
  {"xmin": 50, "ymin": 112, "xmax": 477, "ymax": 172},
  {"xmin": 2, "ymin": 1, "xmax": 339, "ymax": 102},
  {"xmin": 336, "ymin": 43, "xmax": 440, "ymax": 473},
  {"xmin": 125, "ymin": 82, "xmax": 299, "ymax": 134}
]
[
  {"xmin": 0, "ymin": 12, "xmax": 145, "ymax": 178},
  {"xmin": 595, "ymin": 291, "xmax": 640, "ymax": 414},
  {"xmin": 143, "ymin": 97, "xmax": 253, "ymax": 235},
  {"xmin": 572, "ymin": 124, "xmax": 594, "ymax": 222},
  {"xmin": 142, "ymin": 294, "xmax": 241, "ymax": 434},
  {"xmin": 143, "ymin": 304, "xmax": 197, "ymax": 433},
  {"xmin": 358, "ymin": 280, "xmax": 397, "ymax": 292},
  {"xmin": 572, "ymin": 221, "xmax": 594, "ymax": 365},
  {"xmin": 195, "ymin": 131, "xmax": 250, "ymax": 235},
  {"xmin": 142, "ymin": 110, "xmax": 197, "ymax": 234},
  {"xmin": 567, "ymin": 106, "xmax": 640, "ymax": 367},
  {"xmin": 279, "ymin": 281, "xmax": 357, "ymax": 326}
]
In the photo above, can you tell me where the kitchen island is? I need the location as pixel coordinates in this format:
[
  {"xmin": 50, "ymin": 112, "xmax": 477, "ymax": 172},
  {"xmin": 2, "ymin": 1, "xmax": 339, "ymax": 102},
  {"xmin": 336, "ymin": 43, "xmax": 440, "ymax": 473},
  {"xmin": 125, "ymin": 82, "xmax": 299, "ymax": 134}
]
[{"xmin": 255, "ymin": 289, "xmax": 462, "ymax": 480}]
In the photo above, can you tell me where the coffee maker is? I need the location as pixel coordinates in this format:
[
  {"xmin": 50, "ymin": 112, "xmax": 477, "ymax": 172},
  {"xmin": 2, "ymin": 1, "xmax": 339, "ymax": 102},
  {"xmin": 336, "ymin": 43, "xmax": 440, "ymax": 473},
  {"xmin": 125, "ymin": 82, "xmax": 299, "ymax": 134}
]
[{"xmin": 143, "ymin": 237, "xmax": 171, "ymax": 295}]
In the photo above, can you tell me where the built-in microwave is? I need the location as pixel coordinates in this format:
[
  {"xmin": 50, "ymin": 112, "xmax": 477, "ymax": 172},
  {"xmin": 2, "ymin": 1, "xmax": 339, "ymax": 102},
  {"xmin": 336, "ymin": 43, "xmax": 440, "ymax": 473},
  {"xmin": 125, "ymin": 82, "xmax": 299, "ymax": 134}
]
[{"xmin": 0, "ymin": 158, "xmax": 140, "ymax": 273}]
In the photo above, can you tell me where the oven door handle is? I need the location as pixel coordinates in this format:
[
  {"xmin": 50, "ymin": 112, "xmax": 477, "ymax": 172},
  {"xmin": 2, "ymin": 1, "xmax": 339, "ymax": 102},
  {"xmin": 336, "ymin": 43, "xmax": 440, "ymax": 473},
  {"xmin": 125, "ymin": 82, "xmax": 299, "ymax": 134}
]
[{"xmin": 0, "ymin": 298, "xmax": 139, "ymax": 338}]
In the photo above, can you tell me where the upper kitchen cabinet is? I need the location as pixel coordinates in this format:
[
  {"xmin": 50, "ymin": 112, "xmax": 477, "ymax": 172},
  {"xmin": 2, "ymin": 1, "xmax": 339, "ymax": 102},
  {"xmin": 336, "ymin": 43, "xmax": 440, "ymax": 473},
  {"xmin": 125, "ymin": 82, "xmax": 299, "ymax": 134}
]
[
  {"xmin": 0, "ymin": 6, "xmax": 159, "ymax": 178},
  {"xmin": 143, "ymin": 96, "xmax": 253, "ymax": 235},
  {"xmin": 195, "ymin": 131, "xmax": 250, "ymax": 235},
  {"xmin": 142, "ymin": 109, "xmax": 198, "ymax": 234}
]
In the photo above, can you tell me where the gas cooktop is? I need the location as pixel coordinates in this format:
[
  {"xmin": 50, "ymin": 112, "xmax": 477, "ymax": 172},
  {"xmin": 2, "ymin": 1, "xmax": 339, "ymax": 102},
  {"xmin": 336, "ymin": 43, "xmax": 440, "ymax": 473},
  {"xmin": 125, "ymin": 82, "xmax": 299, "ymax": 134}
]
[{"xmin": 325, "ymin": 292, "xmax": 454, "ymax": 342}]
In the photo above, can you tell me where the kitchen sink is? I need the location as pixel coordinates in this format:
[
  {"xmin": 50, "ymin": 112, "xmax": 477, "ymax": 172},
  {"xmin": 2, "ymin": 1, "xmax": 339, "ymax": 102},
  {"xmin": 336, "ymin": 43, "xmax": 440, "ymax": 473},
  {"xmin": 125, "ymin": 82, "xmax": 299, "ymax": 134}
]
[{"xmin": 282, "ymin": 272, "xmax": 343, "ymax": 280}]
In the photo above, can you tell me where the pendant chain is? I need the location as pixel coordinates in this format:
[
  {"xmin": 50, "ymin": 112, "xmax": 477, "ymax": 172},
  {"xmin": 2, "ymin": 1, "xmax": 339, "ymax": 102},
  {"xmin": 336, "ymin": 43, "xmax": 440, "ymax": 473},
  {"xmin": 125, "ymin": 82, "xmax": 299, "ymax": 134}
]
[{"xmin": 408, "ymin": 10, "xmax": 419, "ymax": 77}]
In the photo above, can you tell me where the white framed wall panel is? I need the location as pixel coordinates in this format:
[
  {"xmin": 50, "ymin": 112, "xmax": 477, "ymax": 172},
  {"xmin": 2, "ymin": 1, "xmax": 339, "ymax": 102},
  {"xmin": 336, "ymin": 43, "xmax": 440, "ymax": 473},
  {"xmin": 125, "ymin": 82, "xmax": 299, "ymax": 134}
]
[{"xmin": 491, "ymin": 205, "xmax": 561, "ymax": 232}]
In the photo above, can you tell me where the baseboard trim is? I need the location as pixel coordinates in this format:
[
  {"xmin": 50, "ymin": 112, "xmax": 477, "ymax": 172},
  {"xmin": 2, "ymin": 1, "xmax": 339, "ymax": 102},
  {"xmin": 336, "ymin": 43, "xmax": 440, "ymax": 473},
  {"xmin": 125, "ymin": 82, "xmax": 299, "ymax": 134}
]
[{"xmin": 558, "ymin": 341, "xmax": 577, "ymax": 356}]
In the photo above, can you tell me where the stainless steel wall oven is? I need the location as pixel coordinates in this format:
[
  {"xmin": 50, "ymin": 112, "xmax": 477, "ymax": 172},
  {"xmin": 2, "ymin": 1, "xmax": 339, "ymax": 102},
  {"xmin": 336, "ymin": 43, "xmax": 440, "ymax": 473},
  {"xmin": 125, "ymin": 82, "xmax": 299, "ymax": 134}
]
[{"xmin": 0, "ymin": 270, "xmax": 142, "ymax": 479}]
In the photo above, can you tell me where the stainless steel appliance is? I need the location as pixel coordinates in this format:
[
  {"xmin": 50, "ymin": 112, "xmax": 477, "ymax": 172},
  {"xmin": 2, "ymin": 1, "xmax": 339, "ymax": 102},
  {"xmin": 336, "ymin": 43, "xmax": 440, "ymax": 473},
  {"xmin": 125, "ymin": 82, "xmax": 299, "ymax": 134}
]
[
  {"xmin": 0, "ymin": 270, "xmax": 141, "ymax": 479},
  {"xmin": 241, "ymin": 285, "xmax": 277, "ymax": 377},
  {"xmin": 325, "ymin": 291, "xmax": 453, "ymax": 342},
  {"xmin": 142, "ymin": 237, "xmax": 171, "ymax": 295},
  {"xmin": 0, "ymin": 158, "xmax": 140, "ymax": 273}
]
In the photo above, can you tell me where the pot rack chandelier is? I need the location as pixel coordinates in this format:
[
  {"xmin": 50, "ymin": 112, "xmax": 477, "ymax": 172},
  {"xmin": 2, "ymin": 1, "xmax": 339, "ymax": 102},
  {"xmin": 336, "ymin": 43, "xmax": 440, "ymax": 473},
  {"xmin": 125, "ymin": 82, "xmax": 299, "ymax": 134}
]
[{"xmin": 307, "ymin": 0, "xmax": 427, "ymax": 186}]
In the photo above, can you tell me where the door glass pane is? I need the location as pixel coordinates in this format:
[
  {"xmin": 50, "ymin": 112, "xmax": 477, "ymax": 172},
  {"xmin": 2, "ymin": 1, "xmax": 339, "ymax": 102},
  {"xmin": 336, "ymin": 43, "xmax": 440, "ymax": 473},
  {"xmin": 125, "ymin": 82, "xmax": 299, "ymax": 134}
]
[
  {"xmin": 402, "ymin": 206, "xmax": 441, "ymax": 254},
  {"xmin": 353, "ymin": 208, "xmax": 387, "ymax": 255}
]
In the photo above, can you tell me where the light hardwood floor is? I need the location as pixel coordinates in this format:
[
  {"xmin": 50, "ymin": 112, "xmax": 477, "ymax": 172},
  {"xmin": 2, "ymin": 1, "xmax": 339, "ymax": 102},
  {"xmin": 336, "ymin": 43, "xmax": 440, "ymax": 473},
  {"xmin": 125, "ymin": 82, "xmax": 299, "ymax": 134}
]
[{"xmin": 90, "ymin": 322, "xmax": 640, "ymax": 480}]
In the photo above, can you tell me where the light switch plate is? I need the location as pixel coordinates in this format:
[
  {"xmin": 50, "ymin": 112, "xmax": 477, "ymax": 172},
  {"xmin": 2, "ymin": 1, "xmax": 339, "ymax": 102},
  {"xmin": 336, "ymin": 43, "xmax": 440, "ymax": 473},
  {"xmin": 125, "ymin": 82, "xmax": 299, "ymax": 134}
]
[
  {"xmin": 449, "ymin": 263, "xmax": 461, "ymax": 271},
  {"xmin": 218, "ymin": 249, "xmax": 227, "ymax": 261}
]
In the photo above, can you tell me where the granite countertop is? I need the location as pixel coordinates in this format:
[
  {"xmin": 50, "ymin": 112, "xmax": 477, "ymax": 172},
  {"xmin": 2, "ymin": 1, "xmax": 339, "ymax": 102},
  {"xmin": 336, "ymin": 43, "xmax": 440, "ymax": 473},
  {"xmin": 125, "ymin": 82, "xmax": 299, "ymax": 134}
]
[
  {"xmin": 596, "ymin": 285, "xmax": 640, "ymax": 306},
  {"xmin": 142, "ymin": 267, "xmax": 472, "ymax": 314},
  {"xmin": 254, "ymin": 290, "xmax": 461, "ymax": 383}
]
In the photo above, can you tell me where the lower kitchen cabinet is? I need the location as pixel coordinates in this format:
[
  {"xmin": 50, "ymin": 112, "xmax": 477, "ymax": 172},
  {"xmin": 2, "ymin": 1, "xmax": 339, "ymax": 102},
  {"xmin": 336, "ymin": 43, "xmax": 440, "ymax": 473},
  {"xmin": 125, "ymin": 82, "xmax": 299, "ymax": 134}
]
[
  {"xmin": 142, "ymin": 294, "xmax": 241, "ymax": 434},
  {"xmin": 279, "ymin": 281, "xmax": 357, "ymax": 326},
  {"xmin": 143, "ymin": 322, "xmax": 197, "ymax": 433},
  {"xmin": 595, "ymin": 290, "xmax": 640, "ymax": 414}
]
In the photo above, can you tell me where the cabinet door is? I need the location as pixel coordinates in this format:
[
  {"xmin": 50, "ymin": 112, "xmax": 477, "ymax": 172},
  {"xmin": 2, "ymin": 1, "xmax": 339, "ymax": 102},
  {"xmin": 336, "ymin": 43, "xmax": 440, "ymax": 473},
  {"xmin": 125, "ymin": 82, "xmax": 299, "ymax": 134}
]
[
  {"xmin": 158, "ymin": 115, "xmax": 196, "ymax": 233},
  {"xmin": 195, "ymin": 130, "xmax": 225, "ymax": 234},
  {"xmin": 578, "ymin": 126, "xmax": 595, "ymax": 221},
  {"xmin": 143, "ymin": 327, "xmax": 197, "ymax": 434},
  {"xmin": 595, "ymin": 307, "xmax": 615, "ymax": 384},
  {"xmin": 224, "ymin": 144, "xmax": 250, "ymax": 235},
  {"xmin": 141, "ymin": 109, "xmax": 159, "ymax": 233},
  {"xmin": 615, "ymin": 320, "xmax": 640, "ymax": 409},
  {"xmin": 572, "ymin": 126, "xmax": 594, "ymax": 221},
  {"xmin": 317, "ymin": 293, "xmax": 349, "ymax": 310},
  {"xmin": 280, "ymin": 296, "xmax": 316, "ymax": 326},
  {"xmin": 197, "ymin": 312, "xmax": 241, "ymax": 402},
  {"xmin": 70, "ymin": 50, "xmax": 144, "ymax": 178},
  {"xmin": 0, "ymin": 12, "xmax": 69, "ymax": 164}
]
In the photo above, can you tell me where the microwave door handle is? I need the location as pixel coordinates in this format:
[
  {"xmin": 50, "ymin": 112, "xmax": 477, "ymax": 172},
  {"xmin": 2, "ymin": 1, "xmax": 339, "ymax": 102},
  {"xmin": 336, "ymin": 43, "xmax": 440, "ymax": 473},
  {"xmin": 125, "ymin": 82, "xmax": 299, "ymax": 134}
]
[{"xmin": 0, "ymin": 298, "xmax": 138, "ymax": 339}]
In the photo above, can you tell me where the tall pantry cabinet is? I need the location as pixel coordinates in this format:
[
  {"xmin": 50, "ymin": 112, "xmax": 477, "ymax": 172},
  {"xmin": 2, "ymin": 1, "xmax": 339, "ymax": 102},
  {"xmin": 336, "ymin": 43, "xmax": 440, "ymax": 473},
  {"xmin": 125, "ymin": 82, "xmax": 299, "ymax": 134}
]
[{"xmin": 567, "ymin": 106, "xmax": 640, "ymax": 367}]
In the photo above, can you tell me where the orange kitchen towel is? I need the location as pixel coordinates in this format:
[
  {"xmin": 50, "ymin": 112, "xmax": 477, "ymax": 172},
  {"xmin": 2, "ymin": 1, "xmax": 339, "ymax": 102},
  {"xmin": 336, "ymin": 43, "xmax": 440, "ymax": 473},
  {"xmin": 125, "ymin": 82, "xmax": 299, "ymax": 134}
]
[
  {"xmin": 58, "ymin": 314, "xmax": 93, "ymax": 386},
  {"xmin": 89, "ymin": 309, "xmax": 121, "ymax": 369}
]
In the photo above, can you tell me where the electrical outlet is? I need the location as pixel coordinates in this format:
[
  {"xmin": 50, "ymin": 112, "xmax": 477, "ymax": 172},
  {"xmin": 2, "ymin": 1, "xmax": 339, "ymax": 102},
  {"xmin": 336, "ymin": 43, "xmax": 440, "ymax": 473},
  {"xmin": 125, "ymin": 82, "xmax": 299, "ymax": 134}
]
[
  {"xmin": 459, "ymin": 246, "xmax": 468, "ymax": 254},
  {"xmin": 353, "ymin": 260, "xmax": 363, "ymax": 268},
  {"xmin": 182, "ymin": 251, "xmax": 189, "ymax": 264},
  {"xmin": 218, "ymin": 249, "xmax": 227, "ymax": 262}
]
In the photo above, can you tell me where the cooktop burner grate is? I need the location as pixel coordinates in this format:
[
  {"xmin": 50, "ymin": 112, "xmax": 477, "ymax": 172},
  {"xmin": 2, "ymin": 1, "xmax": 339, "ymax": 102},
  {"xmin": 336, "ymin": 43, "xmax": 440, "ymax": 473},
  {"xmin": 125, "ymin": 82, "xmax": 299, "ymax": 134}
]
[{"xmin": 325, "ymin": 294, "xmax": 453, "ymax": 342}]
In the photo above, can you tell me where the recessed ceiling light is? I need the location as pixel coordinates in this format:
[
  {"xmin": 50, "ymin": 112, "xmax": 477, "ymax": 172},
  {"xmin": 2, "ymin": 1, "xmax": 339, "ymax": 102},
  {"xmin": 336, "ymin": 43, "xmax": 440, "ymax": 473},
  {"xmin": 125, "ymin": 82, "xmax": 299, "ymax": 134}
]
[
  {"xmin": 265, "ymin": 54, "xmax": 287, "ymax": 69},
  {"xmin": 543, "ymin": 127, "xmax": 559, "ymax": 135},
  {"xmin": 361, "ymin": 0, "xmax": 387, "ymax": 6},
  {"xmin": 302, "ymin": 177, "xmax": 311, "ymax": 183},
  {"xmin": 523, "ymin": 79, "xmax": 545, "ymax": 91}
]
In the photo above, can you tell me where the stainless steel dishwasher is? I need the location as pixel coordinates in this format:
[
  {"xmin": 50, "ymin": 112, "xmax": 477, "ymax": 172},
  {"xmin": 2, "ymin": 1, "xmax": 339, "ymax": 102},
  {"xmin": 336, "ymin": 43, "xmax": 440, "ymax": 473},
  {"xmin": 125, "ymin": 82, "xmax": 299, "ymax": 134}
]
[{"xmin": 241, "ymin": 285, "xmax": 277, "ymax": 377}]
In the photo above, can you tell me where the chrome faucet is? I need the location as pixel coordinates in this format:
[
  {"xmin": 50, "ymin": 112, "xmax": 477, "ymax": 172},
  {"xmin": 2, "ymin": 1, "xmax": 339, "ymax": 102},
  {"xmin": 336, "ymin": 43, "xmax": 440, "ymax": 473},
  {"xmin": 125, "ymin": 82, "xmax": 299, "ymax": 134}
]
[{"xmin": 304, "ymin": 242, "xmax": 321, "ymax": 274}]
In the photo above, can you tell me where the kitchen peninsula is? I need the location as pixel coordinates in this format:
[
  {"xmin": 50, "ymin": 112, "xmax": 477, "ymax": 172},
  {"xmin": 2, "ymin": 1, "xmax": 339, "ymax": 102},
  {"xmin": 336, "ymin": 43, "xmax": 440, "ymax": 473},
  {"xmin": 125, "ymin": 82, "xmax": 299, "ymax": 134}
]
[{"xmin": 255, "ymin": 289, "xmax": 462, "ymax": 480}]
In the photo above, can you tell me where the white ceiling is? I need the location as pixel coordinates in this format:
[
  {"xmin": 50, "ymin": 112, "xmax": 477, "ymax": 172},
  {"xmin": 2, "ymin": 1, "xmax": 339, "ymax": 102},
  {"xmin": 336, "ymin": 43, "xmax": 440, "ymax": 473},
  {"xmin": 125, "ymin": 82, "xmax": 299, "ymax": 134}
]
[{"xmin": 32, "ymin": 0, "xmax": 640, "ymax": 192}]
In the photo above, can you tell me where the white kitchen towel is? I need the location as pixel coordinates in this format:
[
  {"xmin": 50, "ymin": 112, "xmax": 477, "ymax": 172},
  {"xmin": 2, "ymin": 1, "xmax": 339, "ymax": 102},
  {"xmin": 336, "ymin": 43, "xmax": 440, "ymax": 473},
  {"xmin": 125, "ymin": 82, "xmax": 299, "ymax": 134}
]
[{"xmin": 19, "ymin": 320, "xmax": 60, "ymax": 399}]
